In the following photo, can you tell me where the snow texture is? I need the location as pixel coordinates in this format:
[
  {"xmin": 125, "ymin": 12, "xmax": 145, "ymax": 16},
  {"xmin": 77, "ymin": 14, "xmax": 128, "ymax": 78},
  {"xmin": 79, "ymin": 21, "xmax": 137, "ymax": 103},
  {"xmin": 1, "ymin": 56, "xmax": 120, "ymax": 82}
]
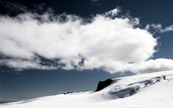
[{"xmin": 1, "ymin": 70, "xmax": 173, "ymax": 108}]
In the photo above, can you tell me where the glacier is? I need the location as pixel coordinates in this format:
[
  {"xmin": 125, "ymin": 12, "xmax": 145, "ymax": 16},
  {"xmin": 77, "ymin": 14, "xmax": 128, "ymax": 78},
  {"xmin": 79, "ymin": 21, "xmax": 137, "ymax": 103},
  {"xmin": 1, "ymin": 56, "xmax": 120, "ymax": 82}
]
[{"xmin": 0, "ymin": 70, "xmax": 173, "ymax": 108}]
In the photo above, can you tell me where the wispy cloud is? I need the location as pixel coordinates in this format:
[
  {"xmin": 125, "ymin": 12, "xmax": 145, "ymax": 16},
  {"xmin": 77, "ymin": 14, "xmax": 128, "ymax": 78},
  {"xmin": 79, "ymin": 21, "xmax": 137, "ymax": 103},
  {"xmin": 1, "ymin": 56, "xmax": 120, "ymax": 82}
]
[
  {"xmin": 91, "ymin": 0, "xmax": 99, "ymax": 3},
  {"xmin": 145, "ymin": 24, "xmax": 173, "ymax": 33},
  {"xmin": 160, "ymin": 25, "xmax": 173, "ymax": 33},
  {"xmin": 0, "ymin": 8, "xmax": 173, "ymax": 73}
]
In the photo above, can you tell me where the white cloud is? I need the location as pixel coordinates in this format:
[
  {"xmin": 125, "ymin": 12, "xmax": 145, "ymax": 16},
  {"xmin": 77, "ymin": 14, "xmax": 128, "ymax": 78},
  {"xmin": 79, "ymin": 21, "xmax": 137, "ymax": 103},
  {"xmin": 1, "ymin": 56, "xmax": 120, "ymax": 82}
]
[
  {"xmin": 0, "ymin": 59, "xmax": 57, "ymax": 70},
  {"xmin": 129, "ymin": 59, "xmax": 173, "ymax": 74},
  {"xmin": 160, "ymin": 25, "xmax": 173, "ymax": 33},
  {"xmin": 145, "ymin": 24, "xmax": 173, "ymax": 33},
  {"xmin": 0, "ymin": 8, "xmax": 173, "ymax": 73},
  {"xmin": 105, "ymin": 8, "xmax": 119, "ymax": 16},
  {"xmin": 145, "ymin": 24, "xmax": 162, "ymax": 32}
]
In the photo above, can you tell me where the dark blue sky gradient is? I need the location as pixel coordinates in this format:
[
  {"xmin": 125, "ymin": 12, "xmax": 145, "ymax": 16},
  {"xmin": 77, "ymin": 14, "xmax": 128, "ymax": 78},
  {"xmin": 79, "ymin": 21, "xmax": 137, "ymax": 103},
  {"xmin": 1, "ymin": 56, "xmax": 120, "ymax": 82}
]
[
  {"xmin": 0, "ymin": 0, "xmax": 173, "ymax": 102},
  {"xmin": 0, "ymin": 69, "xmax": 132, "ymax": 102}
]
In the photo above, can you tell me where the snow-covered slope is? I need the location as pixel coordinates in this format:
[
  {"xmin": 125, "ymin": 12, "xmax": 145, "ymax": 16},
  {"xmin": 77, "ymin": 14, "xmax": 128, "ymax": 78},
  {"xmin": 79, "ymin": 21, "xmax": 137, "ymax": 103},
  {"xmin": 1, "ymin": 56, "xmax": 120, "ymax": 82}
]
[{"xmin": 1, "ymin": 70, "xmax": 173, "ymax": 108}]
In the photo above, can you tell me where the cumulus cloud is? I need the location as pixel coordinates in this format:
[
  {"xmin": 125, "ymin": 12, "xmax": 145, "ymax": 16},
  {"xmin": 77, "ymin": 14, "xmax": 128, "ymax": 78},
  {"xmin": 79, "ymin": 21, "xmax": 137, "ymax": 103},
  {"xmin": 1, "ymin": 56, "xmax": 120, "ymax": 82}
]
[
  {"xmin": 130, "ymin": 59, "xmax": 173, "ymax": 73},
  {"xmin": 0, "ymin": 59, "xmax": 57, "ymax": 70},
  {"xmin": 0, "ymin": 8, "xmax": 173, "ymax": 73}
]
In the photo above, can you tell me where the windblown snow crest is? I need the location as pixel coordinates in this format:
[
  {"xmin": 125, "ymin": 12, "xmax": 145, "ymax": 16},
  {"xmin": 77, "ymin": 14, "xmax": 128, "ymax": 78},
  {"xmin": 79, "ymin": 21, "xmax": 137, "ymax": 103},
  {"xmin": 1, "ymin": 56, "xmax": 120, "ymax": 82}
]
[
  {"xmin": 96, "ymin": 74, "xmax": 168, "ymax": 99},
  {"xmin": 93, "ymin": 71, "xmax": 173, "ymax": 100}
]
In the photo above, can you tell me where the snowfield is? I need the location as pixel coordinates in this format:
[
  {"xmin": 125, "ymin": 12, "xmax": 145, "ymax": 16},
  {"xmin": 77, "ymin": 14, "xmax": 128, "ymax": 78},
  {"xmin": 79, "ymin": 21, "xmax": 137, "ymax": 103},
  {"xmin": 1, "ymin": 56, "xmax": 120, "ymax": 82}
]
[{"xmin": 1, "ymin": 70, "xmax": 173, "ymax": 108}]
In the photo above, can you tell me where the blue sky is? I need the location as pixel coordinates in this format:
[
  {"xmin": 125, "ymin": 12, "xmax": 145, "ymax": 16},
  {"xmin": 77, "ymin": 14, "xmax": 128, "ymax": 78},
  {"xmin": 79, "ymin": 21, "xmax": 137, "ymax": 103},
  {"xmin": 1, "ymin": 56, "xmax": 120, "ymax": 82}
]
[{"xmin": 0, "ymin": 0, "xmax": 173, "ymax": 102}]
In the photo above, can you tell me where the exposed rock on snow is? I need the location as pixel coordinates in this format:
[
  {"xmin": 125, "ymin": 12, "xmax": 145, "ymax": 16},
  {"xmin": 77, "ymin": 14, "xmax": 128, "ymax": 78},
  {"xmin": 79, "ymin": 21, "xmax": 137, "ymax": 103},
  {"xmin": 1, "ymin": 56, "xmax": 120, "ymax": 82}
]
[{"xmin": 96, "ymin": 78, "xmax": 114, "ymax": 91}]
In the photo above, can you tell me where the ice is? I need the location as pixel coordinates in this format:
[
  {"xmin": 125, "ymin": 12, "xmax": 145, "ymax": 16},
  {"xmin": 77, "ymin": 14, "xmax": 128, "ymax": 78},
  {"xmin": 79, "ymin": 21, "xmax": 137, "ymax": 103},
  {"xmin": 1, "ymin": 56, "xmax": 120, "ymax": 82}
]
[{"xmin": 1, "ymin": 70, "xmax": 173, "ymax": 108}]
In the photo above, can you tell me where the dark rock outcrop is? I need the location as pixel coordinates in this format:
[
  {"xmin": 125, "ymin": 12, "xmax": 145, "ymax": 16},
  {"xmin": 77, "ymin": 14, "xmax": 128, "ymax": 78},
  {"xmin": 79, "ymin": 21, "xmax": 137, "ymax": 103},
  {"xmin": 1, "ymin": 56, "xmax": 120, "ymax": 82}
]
[{"xmin": 96, "ymin": 78, "xmax": 113, "ymax": 91}]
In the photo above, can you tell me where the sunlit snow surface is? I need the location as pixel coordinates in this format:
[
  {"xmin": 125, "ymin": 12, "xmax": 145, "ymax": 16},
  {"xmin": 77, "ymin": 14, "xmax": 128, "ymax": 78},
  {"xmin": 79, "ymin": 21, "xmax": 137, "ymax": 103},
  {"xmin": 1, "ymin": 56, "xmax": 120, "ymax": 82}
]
[{"xmin": 1, "ymin": 70, "xmax": 173, "ymax": 108}]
